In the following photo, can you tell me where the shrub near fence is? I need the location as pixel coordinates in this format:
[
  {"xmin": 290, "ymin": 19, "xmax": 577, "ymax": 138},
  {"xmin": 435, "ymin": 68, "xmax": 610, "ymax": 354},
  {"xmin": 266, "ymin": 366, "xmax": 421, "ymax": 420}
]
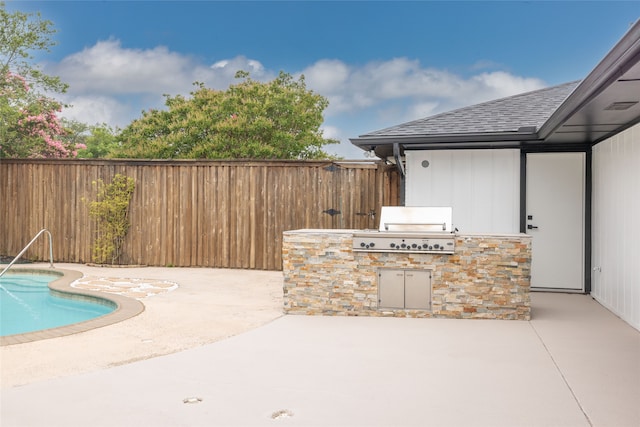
[{"xmin": 0, "ymin": 159, "xmax": 400, "ymax": 270}]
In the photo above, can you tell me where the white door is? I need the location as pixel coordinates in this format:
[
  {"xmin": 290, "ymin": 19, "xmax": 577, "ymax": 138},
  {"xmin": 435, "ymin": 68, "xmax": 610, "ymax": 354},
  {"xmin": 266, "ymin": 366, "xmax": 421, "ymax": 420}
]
[{"xmin": 526, "ymin": 153, "xmax": 585, "ymax": 291}]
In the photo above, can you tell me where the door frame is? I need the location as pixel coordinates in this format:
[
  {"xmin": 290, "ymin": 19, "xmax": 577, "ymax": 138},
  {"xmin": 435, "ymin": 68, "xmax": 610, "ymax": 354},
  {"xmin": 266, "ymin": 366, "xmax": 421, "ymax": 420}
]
[{"xmin": 520, "ymin": 147, "xmax": 592, "ymax": 293}]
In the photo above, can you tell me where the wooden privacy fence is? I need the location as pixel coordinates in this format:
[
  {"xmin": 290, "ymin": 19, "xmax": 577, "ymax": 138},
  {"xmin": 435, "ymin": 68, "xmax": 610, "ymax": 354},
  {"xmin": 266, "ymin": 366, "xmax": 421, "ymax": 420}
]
[{"xmin": 0, "ymin": 159, "xmax": 400, "ymax": 270}]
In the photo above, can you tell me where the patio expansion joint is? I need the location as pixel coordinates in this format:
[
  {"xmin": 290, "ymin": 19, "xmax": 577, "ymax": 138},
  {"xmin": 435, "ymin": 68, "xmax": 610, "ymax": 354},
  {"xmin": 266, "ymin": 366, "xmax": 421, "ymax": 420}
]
[{"xmin": 527, "ymin": 321, "xmax": 594, "ymax": 427}]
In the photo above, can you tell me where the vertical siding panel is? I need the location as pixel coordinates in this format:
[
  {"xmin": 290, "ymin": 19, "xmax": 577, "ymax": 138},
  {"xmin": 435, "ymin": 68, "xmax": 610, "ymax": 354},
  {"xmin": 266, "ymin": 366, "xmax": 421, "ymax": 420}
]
[
  {"xmin": 592, "ymin": 123, "xmax": 640, "ymax": 330},
  {"xmin": 405, "ymin": 150, "xmax": 519, "ymax": 233},
  {"xmin": 627, "ymin": 127, "xmax": 639, "ymax": 328}
]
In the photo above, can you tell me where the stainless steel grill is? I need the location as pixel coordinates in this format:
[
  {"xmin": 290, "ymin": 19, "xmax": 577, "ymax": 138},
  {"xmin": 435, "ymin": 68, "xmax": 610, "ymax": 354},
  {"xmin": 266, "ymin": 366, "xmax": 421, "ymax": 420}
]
[{"xmin": 352, "ymin": 207, "xmax": 456, "ymax": 254}]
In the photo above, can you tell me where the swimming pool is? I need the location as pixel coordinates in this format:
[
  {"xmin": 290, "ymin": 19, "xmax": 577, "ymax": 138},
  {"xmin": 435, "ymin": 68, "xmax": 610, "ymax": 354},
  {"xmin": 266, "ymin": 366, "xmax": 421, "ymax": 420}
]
[{"xmin": 0, "ymin": 271, "xmax": 115, "ymax": 337}]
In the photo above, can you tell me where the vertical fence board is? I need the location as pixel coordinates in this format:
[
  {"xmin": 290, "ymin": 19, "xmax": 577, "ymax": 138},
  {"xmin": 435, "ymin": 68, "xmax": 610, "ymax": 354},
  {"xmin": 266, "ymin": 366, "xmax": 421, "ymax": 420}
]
[{"xmin": 0, "ymin": 159, "xmax": 399, "ymax": 270}]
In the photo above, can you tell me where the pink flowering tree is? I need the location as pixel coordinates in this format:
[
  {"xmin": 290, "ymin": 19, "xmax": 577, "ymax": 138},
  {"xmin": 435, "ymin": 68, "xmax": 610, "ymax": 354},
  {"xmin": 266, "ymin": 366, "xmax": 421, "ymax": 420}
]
[
  {"xmin": 1, "ymin": 3, "xmax": 83, "ymax": 158},
  {"xmin": 0, "ymin": 72, "xmax": 84, "ymax": 158}
]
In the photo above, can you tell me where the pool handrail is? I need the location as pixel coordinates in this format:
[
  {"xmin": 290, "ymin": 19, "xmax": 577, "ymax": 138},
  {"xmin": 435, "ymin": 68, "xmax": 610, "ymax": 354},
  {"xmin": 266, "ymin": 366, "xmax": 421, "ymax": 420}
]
[{"xmin": 0, "ymin": 229, "xmax": 54, "ymax": 278}]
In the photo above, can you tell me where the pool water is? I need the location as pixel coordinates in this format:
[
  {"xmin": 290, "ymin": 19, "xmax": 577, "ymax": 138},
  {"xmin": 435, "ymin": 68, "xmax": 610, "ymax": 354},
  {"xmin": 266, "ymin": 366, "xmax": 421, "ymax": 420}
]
[{"xmin": 0, "ymin": 273, "xmax": 114, "ymax": 337}]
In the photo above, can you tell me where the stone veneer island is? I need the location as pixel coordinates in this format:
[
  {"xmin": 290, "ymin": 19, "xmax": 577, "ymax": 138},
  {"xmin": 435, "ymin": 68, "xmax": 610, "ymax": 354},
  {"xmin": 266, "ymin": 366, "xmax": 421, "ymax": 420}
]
[{"xmin": 282, "ymin": 230, "xmax": 531, "ymax": 320}]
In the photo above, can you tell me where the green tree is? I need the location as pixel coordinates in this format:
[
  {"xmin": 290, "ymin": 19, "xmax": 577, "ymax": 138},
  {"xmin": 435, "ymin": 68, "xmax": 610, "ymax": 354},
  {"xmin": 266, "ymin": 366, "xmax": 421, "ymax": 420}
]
[
  {"xmin": 0, "ymin": 2, "xmax": 80, "ymax": 158},
  {"xmin": 112, "ymin": 71, "xmax": 338, "ymax": 159},
  {"xmin": 61, "ymin": 119, "xmax": 118, "ymax": 158},
  {"xmin": 79, "ymin": 124, "xmax": 118, "ymax": 158}
]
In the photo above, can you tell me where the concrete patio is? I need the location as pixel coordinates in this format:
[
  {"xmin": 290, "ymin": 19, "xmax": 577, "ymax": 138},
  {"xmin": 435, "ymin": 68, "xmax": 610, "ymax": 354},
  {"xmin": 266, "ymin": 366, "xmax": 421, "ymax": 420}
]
[{"xmin": 1, "ymin": 264, "xmax": 639, "ymax": 426}]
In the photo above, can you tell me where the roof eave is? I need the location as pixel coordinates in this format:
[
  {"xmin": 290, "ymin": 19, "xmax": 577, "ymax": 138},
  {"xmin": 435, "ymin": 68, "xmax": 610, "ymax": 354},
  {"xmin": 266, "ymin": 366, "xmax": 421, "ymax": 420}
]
[
  {"xmin": 350, "ymin": 131, "xmax": 543, "ymax": 157},
  {"xmin": 351, "ymin": 130, "xmax": 538, "ymax": 146},
  {"xmin": 538, "ymin": 20, "xmax": 640, "ymax": 139}
]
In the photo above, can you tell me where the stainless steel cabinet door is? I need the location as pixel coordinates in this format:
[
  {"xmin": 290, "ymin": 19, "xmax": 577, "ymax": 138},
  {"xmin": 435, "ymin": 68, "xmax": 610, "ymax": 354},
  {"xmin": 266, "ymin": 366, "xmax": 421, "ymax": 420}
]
[
  {"xmin": 405, "ymin": 270, "xmax": 431, "ymax": 310},
  {"xmin": 378, "ymin": 269, "xmax": 405, "ymax": 308},
  {"xmin": 378, "ymin": 269, "xmax": 432, "ymax": 310}
]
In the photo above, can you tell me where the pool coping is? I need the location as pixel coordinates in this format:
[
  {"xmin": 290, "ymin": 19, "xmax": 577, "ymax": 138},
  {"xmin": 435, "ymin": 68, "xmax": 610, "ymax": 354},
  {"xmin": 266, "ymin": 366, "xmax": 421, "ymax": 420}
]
[{"xmin": 1, "ymin": 268, "xmax": 145, "ymax": 346}]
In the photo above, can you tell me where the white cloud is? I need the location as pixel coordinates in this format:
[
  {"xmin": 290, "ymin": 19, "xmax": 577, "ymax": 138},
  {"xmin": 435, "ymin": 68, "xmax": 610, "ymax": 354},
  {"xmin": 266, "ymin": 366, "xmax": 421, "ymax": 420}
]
[
  {"xmin": 320, "ymin": 125, "xmax": 341, "ymax": 141},
  {"xmin": 302, "ymin": 57, "xmax": 546, "ymax": 120},
  {"xmin": 43, "ymin": 40, "xmax": 548, "ymax": 158},
  {"xmin": 406, "ymin": 102, "xmax": 440, "ymax": 122},
  {"xmin": 48, "ymin": 39, "xmax": 196, "ymax": 94},
  {"xmin": 320, "ymin": 125, "xmax": 366, "ymax": 159},
  {"xmin": 469, "ymin": 71, "xmax": 544, "ymax": 100},
  {"xmin": 47, "ymin": 39, "xmax": 272, "ymax": 97},
  {"xmin": 44, "ymin": 39, "xmax": 276, "ymax": 126},
  {"xmin": 208, "ymin": 56, "xmax": 271, "ymax": 82},
  {"xmin": 59, "ymin": 95, "xmax": 138, "ymax": 128},
  {"xmin": 302, "ymin": 59, "xmax": 350, "ymax": 94}
]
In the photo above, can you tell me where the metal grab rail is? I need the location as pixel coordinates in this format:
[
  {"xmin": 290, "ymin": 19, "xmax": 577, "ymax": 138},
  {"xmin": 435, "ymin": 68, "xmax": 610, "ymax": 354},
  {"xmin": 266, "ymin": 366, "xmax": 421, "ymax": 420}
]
[{"xmin": 0, "ymin": 229, "xmax": 54, "ymax": 278}]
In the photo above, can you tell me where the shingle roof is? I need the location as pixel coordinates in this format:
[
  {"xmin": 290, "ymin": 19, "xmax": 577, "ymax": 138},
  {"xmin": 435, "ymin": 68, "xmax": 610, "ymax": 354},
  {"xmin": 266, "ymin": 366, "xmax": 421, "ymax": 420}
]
[{"xmin": 359, "ymin": 81, "xmax": 580, "ymax": 138}]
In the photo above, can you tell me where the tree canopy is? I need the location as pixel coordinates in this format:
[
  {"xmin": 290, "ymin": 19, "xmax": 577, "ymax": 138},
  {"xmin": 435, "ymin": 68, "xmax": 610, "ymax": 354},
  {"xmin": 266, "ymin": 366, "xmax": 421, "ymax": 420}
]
[
  {"xmin": 111, "ymin": 71, "xmax": 338, "ymax": 160},
  {"xmin": 61, "ymin": 120, "xmax": 118, "ymax": 159},
  {"xmin": 0, "ymin": 2, "xmax": 83, "ymax": 158}
]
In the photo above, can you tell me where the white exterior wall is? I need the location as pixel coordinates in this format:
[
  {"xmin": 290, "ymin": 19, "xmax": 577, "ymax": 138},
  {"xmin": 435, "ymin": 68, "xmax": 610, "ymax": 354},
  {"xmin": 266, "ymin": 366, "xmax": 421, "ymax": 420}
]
[
  {"xmin": 405, "ymin": 149, "xmax": 520, "ymax": 234},
  {"xmin": 592, "ymin": 123, "xmax": 640, "ymax": 331}
]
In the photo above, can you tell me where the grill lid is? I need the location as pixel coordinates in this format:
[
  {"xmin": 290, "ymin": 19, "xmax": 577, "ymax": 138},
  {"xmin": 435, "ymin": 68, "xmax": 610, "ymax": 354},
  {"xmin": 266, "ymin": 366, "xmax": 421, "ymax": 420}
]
[{"xmin": 378, "ymin": 206, "xmax": 453, "ymax": 233}]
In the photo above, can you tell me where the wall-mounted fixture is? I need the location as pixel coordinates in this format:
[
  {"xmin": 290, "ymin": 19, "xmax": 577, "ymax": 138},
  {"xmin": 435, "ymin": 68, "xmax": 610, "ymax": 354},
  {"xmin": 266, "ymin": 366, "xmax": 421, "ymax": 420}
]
[{"xmin": 604, "ymin": 101, "xmax": 638, "ymax": 111}]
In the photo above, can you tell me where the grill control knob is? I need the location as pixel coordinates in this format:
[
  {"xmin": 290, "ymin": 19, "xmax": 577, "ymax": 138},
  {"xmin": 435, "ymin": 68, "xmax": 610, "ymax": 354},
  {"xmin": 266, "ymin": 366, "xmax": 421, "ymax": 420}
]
[
  {"xmin": 369, "ymin": 242, "xmax": 375, "ymax": 248},
  {"xmin": 434, "ymin": 244, "xmax": 440, "ymax": 249},
  {"xmin": 401, "ymin": 243, "xmax": 407, "ymax": 248},
  {"xmin": 390, "ymin": 243, "xmax": 396, "ymax": 248},
  {"xmin": 411, "ymin": 243, "xmax": 417, "ymax": 248},
  {"xmin": 360, "ymin": 242, "xmax": 366, "ymax": 247}
]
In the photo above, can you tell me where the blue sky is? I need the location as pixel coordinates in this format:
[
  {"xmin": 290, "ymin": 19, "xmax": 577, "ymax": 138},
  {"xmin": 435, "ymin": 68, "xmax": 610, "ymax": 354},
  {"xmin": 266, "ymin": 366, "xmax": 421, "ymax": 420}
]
[{"xmin": 7, "ymin": 1, "xmax": 640, "ymax": 158}]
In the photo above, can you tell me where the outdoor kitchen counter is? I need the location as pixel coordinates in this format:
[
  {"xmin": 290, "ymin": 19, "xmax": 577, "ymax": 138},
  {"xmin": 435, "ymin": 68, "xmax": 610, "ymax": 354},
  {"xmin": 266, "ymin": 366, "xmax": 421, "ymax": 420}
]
[{"xmin": 282, "ymin": 229, "xmax": 532, "ymax": 320}]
